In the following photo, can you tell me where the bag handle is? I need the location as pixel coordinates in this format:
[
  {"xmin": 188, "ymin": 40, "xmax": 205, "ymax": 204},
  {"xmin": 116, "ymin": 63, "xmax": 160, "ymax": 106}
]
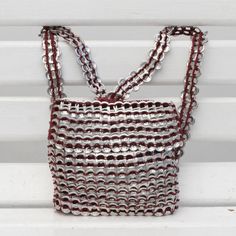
[
  {"xmin": 112, "ymin": 28, "xmax": 172, "ymax": 100},
  {"xmin": 174, "ymin": 26, "xmax": 207, "ymax": 142},
  {"xmin": 41, "ymin": 25, "xmax": 207, "ymax": 142},
  {"xmin": 113, "ymin": 26, "xmax": 206, "ymax": 99},
  {"xmin": 41, "ymin": 26, "xmax": 106, "ymax": 102},
  {"xmin": 110, "ymin": 26, "xmax": 207, "ymax": 141}
]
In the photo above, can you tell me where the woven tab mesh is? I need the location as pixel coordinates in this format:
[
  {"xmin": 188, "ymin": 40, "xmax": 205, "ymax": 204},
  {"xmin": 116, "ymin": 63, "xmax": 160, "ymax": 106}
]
[
  {"xmin": 41, "ymin": 26, "xmax": 207, "ymax": 216},
  {"xmin": 48, "ymin": 99, "xmax": 184, "ymax": 216}
]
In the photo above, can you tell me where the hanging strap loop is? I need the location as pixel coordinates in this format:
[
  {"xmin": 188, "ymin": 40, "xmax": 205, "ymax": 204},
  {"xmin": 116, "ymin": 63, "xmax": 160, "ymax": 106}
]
[
  {"xmin": 41, "ymin": 26, "xmax": 106, "ymax": 102},
  {"xmin": 111, "ymin": 26, "xmax": 207, "ymax": 141},
  {"xmin": 174, "ymin": 27, "xmax": 207, "ymax": 142},
  {"xmin": 113, "ymin": 28, "xmax": 173, "ymax": 100},
  {"xmin": 42, "ymin": 29, "xmax": 64, "ymax": 101}
]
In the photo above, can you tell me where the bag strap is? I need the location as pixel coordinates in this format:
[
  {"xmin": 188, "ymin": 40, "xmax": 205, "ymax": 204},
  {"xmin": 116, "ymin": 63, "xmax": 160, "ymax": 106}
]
[
  {"xmin": 41, "ymin": 26, "xmax": 106, "ymax": 102},
  {"xmin": 110, "ymin": 26, "xmax": 207, "ymax": 142},
  {"xmin": 112, "ymin": 29, "xmax": 172, "ymax": 100},
  {"xmin": 41, "ymin": 25, "xmax": 207, "ymax": 142},
  {"xmin": 172, "ymin": 26, "xmax": 207, "ymax": 142}
]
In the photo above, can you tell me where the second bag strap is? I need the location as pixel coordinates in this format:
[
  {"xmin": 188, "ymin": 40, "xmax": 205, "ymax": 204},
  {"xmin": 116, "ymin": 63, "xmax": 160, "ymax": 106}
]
[
  {"xmin": 112, "ymin": 26, "xmax": 207, "ymax": 142},
  {"xmin": 172, "ymin": 26, "xmax": 207, "ymax": 142}
]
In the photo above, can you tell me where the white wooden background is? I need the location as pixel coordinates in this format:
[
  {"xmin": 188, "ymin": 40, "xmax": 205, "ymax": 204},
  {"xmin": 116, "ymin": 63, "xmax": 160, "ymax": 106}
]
[
  {"xmin": 1, "ymin": 0, "xmax": 236, "ymax": 26},
  {"xmin": 0, "ymin": 0, "xmax": 236, "ymax": 235}
]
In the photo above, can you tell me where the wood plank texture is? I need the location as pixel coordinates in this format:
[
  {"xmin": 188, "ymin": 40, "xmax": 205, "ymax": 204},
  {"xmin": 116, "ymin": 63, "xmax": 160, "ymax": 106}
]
[
  {"xmin": 1, "ymin": 0, "xmax": 236, "ymax": 26},
  {"xmin": 0, "ymin": 97, "xmax": 235, "ymax": 141},
  {"xmin": 0, "ymin": 40, "xmax": 235, "ymax": 85},
  {"xmin": 0, "ymin": 2, "xmax": 235, "ymax": 233},
  {"xmin": 0, "ymin": 163, "xmax": 235, "ymax": 207},
  {"xmin": 0, "ymin": 207, "xmax": 236, "ymax": 235}
]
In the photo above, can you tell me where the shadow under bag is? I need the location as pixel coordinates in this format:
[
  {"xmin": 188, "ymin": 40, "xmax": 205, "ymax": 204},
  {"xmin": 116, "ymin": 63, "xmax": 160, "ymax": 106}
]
[{"xmin": 40, "ymin": 26, "xmax": 207, "ymax": 216}]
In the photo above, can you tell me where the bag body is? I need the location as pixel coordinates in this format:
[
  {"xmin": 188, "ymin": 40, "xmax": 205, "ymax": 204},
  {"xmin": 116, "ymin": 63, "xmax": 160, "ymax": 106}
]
[{"xmin": 41, "ymin": 26, "xmax": 207, "ymax": 216}]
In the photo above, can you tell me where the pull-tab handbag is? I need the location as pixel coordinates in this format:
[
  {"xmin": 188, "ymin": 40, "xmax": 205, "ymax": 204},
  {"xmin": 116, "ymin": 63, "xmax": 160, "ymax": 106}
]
[{"xmin": 40, "ymin": 26, "xmax": 207, "ymax": 216}]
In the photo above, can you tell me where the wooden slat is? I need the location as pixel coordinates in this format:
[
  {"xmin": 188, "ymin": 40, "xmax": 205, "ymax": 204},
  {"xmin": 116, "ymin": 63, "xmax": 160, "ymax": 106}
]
[
  {"xmin": 1, "ymin": 0, "xmax": 236, "ymax": 26},
  {"xmin": 0, "ymin": 163, "xmax": 235, "ymax": 207},
  {"xmin": 0, "ymin": 40, "xmax": 236, "ymax": 85},
  {"xmin": 0, "ymin": 97, "xmax": 235, "ymax": 141},
  {"xmin": 0, "ymin": 207, "xmax": 236, "ymax": 235}
]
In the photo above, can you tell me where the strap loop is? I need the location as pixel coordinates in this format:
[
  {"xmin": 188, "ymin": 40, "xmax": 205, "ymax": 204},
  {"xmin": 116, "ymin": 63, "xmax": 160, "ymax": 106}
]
[
  {"xmin": 113, "ymin": 30, "xmax": 172, "ymax": 100},
  {"xmin": 112, "ymin": 26, "xmax": 207, "ymax": 141},
  {"xmin": 41, "ymin": 26, "xmax": 106, "ymax": 102},
  {"xmin": 42, "ymin": 29, "xmax": 64, "ymax": 101}
]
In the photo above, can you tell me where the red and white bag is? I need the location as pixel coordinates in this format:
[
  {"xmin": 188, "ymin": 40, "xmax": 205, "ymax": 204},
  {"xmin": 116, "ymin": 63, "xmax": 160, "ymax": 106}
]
[{"xmin": 41, "ymin": 26, "xmax": 207, "ymax": 216}]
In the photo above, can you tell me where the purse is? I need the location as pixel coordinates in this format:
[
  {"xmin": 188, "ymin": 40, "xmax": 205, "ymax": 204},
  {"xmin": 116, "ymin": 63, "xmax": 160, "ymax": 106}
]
[{"xmin": 40, "ymin": 26, "xmax": 207, "ymax": 216}]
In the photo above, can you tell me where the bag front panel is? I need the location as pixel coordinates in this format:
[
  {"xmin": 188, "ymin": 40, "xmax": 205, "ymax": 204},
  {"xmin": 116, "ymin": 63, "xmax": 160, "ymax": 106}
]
[{"xmin": 47, "ymin": 98, "xmax": 184, "ymax": 216}]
